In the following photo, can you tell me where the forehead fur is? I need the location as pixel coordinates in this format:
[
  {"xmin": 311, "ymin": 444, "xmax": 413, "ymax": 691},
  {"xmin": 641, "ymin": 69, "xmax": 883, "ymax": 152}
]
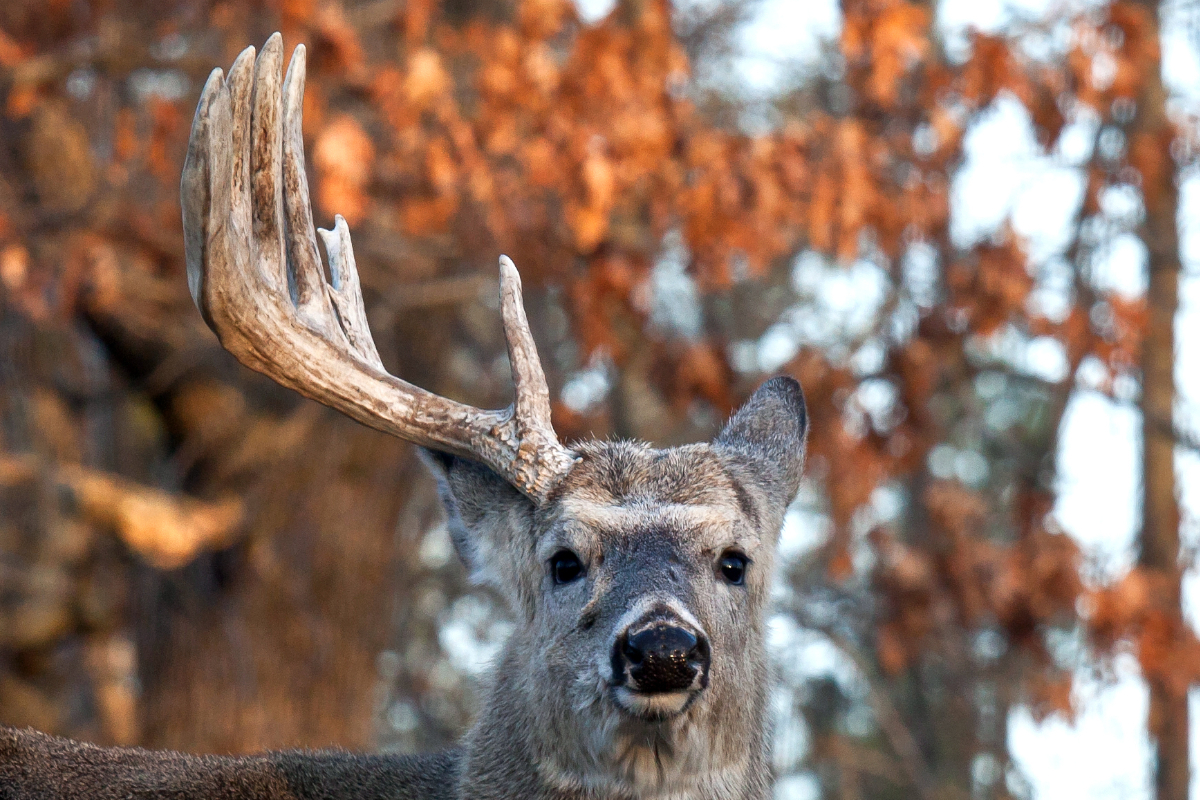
[{"xmin": 550, "ymin": 440, "xmax": 746, "ymax": 511}]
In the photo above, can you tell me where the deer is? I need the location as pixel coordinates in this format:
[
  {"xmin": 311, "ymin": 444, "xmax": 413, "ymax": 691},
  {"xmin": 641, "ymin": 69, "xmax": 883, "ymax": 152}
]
[{"xmin": 0, "ymin": 34, "xmax": 807, "ymax": 800}]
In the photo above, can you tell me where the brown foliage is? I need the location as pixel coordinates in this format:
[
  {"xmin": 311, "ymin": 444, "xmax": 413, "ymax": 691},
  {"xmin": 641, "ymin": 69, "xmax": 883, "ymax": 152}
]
[{"xmin": 0, "ymin": 0, "xmax": 1186, "ymax": 795}]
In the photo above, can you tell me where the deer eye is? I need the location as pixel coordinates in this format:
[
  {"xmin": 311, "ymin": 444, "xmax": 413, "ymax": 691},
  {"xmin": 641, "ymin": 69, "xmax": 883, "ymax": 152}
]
[
  {"xmin": 718, "ymin": 552, "xmax": 748, "ymax": 585},
  {"xmin": 551, "ymin": 550, "xmax": 585, "ymax": 585}
]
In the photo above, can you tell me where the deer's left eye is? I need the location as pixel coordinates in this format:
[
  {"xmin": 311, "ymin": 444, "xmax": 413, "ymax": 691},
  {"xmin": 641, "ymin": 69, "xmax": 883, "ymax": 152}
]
[
  {"xmin": 718, "ymin": 552, "xmax": 748, "ymax": 585},
  {"xmin": 551, "ymin": 550, "xmax": 585, "ymax": 584}
]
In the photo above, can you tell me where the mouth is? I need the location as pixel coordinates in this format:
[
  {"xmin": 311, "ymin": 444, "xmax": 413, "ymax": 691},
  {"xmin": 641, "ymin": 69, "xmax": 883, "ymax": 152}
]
[{"xmin": 611, "ymin": 685, "xmax": 699, "ymax": 721}]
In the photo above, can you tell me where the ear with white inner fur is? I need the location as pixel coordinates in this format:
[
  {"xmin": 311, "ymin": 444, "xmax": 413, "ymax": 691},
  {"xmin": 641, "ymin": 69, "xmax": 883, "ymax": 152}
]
[
  {"xmin": 713, "ymin": 376, "xmax": 809, "ymax": 512},
  {"xmin": 420, "ymin": 450, "xmax": 537, "ymax": 613}
]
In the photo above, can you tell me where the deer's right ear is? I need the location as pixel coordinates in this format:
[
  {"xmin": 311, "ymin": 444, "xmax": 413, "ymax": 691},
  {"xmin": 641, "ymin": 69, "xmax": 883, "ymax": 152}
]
[
  {"xmin": 420, "ymin": 450, "xmax": 536, "ymax": 608},
  {"xmin": 713, "ymin": 376, "xmax": 808, "ymax": 513}
]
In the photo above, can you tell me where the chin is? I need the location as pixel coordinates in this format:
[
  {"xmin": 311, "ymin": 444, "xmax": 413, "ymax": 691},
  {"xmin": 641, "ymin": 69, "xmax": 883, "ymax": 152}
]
[
  {"xmin": 612, "ymin": 686, "xmax": 699, "ymax": 721},
  {"xmin": 544, "ymin": 678, "xmax": 730, "ymax": 797}
]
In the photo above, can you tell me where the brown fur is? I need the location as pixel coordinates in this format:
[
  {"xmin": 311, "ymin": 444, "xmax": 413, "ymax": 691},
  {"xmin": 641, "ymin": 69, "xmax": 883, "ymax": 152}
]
[{"xmin": 1, "ymin": 377, "xmax": 807, "ymax": 800}]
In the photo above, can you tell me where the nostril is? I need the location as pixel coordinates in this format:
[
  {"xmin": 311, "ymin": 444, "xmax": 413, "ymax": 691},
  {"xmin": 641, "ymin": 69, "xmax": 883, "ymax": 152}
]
[
  {"xmin": 689, "ymin": 633, "xmax": 711, "ymax": 669},
  {"xmin": 622, "ymin": 636, "xmax": 644, "ymax": 665}
]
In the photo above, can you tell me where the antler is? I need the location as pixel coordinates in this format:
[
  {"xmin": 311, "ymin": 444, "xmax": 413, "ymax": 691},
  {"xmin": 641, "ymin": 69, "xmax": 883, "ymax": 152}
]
[{"xmin": 181, "ymin": 34, "xmax": 577, "ymax": 503}]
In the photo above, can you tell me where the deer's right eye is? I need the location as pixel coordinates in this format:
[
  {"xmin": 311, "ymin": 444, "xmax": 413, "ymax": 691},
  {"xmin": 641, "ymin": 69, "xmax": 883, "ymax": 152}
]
[{"xmin": 551, "ymin": 551, "xmax": 585, "ymax": 584}]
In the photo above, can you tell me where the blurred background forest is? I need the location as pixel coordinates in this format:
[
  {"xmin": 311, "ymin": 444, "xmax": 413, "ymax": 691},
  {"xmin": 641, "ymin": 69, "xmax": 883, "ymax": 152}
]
[{"xmin": 3, "ymin": 0, "xmax": 1200, "ymax": 797}]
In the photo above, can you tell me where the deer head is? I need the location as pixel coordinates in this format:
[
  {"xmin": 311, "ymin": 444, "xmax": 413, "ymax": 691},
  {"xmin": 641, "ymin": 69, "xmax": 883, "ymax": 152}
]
[{"xmin": 182, "ymin": 34, "xmax": 807, "ymax": 799}]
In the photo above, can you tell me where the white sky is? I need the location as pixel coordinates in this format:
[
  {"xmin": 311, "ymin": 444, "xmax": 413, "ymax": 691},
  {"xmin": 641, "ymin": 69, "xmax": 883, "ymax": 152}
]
[{"xmin": 567, "ymin": 0, "xmax": 1200, "ymax": 797}]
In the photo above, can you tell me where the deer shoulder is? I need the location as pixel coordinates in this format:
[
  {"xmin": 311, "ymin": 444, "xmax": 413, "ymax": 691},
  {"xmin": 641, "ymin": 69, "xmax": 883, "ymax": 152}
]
[
  {"xmin": 0, "ymin": 34, "xmax": 808, "ymax": 800},
  {"xmin": 0, "ymin": 725, "xmax": 460, "ymax": 799}
]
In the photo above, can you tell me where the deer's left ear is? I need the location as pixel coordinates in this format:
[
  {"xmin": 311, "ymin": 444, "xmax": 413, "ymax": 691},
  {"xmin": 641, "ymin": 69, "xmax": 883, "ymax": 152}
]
[{"xmin": 713, "ymin": 376, "xmax": 808, "ymax": 512}]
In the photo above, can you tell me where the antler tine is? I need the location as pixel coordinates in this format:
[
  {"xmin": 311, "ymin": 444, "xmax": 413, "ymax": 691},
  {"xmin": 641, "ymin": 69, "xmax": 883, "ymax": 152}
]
[
  {"xmin": 499, "ymin": 255, "xmax": 553, "ymax": 427},
  {"xmin": 498, "ymin": 256, "xmax": 578, "ymax": 494},
  {"xmin": 319, "ymin": 216, "xmax": 383, "ymax": 368},
  {"xmin": 282, "ymin": 44, "xmax": 344, "ymax": 340},
  {"xmin": 182, "ymin": 65, "xmax": 226, "ymax": 322},
  {"xmin": 181, "ymin": 35, "xmax": 577, "ymax": 503},
  {"xmin": 250, "ymin": 35, "xmax": 289, "ymax": 296},
  {"xmin": 227, "ymin": 45, "xmax": 254, "ymax": 253}
]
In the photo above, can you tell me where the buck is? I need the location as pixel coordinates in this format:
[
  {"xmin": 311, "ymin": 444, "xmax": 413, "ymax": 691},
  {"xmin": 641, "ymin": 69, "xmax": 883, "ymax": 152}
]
[{"xmin": 0, "ymin": 35, "xmax": 807, "ymax": 800}]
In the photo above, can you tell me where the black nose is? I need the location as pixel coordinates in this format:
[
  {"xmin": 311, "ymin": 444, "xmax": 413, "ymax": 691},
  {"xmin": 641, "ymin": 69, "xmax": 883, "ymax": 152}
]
[{"xmin": 614, "ymin": 621, "xmax": 710, "ymax": 694}]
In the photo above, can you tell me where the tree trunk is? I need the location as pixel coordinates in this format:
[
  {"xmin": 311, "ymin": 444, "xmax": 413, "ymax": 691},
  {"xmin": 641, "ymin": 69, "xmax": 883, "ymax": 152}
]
[{"xmin": 1134, "ymin": 2, "xmax": 1186, "ymax": 797}]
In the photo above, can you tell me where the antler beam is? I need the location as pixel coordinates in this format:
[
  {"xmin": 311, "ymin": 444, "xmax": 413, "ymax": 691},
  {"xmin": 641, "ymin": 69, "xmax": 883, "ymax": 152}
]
[{"xmin": 181, "ymin": 34, "xmax": 577, "ymax": 502}]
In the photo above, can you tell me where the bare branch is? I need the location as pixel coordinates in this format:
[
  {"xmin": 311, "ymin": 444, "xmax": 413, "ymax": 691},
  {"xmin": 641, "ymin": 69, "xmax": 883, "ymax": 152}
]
[
  {"xmin": 0, "ymin": 455, "xmax": 244, "ymax": 570},
  {"xmin": 790, "ymin": 606, "xmax": 940, "ymax": 800}
]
